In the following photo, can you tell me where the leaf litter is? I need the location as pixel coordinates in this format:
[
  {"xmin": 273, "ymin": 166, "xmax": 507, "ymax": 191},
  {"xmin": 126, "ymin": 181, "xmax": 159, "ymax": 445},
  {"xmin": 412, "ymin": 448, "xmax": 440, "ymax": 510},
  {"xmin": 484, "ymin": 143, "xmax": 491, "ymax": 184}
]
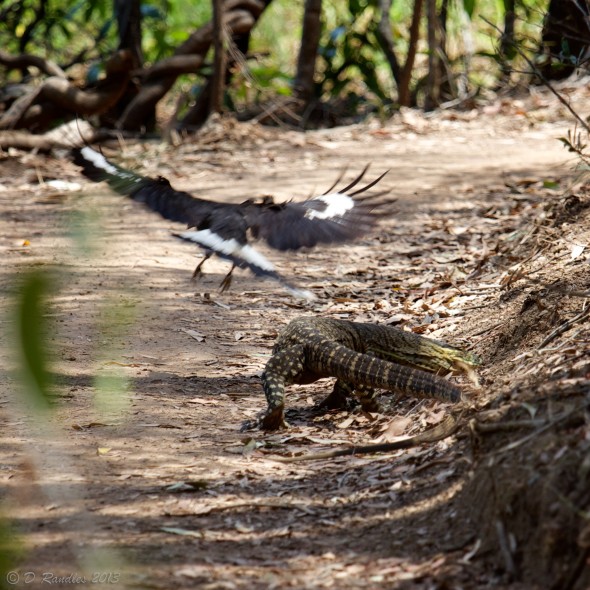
[{"xmin": 2, "ymin": 84, "xmax": 590, "ymax": 588}]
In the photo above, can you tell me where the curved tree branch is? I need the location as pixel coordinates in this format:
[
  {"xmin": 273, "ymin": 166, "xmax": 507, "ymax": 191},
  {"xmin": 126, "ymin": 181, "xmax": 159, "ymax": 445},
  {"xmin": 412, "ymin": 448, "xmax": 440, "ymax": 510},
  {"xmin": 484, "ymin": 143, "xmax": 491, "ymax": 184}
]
[
  {"xmin": 0, "ymin": 50, "xmax": 66, "ymax": 78},
  {"xmin": 0, "ymin": 51, "xmax": 133, "ymax": 131},
  {"xmin": 142, "ymin": 54, "xmax": 206, "ymax": 82},
  {"xmin": 117, "ymin": 0, "xmax": 267, "ymax": 131}
]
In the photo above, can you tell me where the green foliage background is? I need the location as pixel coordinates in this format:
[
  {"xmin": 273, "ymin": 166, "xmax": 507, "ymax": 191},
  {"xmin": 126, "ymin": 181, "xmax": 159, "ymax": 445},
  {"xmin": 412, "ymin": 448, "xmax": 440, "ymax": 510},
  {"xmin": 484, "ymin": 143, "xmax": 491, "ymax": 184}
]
[{"xmin": 0, "ymin": 0, "xmax": 549, "ymax": 117}]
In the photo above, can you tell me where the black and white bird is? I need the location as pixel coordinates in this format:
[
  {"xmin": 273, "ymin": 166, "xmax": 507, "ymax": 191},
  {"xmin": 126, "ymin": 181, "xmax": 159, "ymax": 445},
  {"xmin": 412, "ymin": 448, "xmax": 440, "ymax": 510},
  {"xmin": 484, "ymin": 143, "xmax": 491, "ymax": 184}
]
[{"xmin": 72, "ymin": 146, "xmax": 390, "ymax": 299}]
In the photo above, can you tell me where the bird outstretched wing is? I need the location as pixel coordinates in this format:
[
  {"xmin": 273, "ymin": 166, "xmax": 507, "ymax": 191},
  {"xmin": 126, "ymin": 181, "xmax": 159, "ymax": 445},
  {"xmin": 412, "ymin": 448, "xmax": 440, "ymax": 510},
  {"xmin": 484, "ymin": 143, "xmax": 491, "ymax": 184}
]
[
  {"xmin": 72, "ymin": 147, "xmax": 214, "ymax": 226},
  {"xmin": 242, "ymin": 166, "xmax": 391, "ymax": 251}
]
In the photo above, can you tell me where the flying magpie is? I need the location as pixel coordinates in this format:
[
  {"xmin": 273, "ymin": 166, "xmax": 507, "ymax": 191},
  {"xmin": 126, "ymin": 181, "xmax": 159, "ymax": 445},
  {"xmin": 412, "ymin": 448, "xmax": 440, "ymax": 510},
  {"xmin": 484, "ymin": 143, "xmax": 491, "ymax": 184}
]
[{"xmin": 72, "ymin": 146, "xmax": 390, "ymax": 299}]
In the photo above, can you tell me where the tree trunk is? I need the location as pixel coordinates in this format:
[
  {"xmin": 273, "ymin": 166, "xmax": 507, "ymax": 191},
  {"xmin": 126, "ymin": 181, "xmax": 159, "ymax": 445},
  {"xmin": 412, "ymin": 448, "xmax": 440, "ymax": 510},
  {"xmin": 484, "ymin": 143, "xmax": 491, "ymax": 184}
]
[
  {"xmin": 101, "ymin": 0, "xmax": 144, "ymax": 128},
  {"xmin": 399, "ymin": 0, "xmax": 423, "ymax": 107},
  {"xmin": 439, "ymin": 0, "xmax": 449, "ymax": 58},
  {"xmin": 424, "ymin": 0, "xmax": 440, "ymax": 111},
  {"xmin": 117, "ymin": 0, "xmax": 269, "ymax": 131},
  {"xmin": 375, "ymin": 0, "xmax": 401, "ymax": 87},
  {"xmin": 115, "ymin": 0, "xmax": 143, "ymax": 68},
  {"xmin": 294, "ymin": 0, "xmax": 322, "ymax": 106},
  {"xmin": 210, "ymin": 0, "xmax": 226, "ymax": 115},
  {"xmin": 500, "ymin": 0, "xmax": 516, "ymax": 62},
  {"xmin": 179, "ymin": 13, "xmax": 256, "ymax": 131},
  {"xmin": 539, "ymin": 0, "xmax": 590, "ymax": 80}
]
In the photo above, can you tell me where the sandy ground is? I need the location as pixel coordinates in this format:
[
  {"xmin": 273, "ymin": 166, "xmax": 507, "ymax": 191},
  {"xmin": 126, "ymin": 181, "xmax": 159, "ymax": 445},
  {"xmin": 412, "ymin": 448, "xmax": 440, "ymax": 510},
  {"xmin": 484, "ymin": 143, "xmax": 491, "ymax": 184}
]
[{"xmin": 2, "ymin": 90, "xmax": 590, "ymax": 589}]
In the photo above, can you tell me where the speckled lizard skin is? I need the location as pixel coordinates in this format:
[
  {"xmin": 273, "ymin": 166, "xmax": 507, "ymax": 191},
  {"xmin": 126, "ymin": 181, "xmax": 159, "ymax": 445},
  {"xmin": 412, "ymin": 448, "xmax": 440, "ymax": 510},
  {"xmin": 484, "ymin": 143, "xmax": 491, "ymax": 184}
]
[{"xmin": 248, "ymin": 317, "xmax": 479, "ymax": 431}]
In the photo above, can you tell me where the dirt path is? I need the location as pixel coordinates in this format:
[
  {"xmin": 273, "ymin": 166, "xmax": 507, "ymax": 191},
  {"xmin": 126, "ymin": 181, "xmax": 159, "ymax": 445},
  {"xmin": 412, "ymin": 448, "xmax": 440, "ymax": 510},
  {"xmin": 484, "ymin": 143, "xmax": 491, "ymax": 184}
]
[{"xmin": 2, "ymin": 94, "xmax": 589, "ymax": 589}]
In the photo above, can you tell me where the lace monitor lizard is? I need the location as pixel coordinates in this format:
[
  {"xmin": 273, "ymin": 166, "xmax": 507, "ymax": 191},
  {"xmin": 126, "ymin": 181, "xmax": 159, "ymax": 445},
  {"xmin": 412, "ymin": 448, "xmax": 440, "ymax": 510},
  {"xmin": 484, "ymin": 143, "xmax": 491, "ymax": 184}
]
[
  {"xmin": 72, "ymin": 147, "xmax": 391, "ymax": 299},
  {"xmin": 244, "ymin": 317, "xmax": 479, "ymax": 432}
]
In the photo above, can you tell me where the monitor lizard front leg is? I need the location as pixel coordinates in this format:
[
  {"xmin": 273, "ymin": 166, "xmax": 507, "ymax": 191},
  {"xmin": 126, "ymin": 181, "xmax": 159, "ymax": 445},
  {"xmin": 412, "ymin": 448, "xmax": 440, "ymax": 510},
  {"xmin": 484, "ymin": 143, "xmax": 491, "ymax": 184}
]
[{"xmin": 242, "ymin": 345, "xmax": 306, "ymax": 431}]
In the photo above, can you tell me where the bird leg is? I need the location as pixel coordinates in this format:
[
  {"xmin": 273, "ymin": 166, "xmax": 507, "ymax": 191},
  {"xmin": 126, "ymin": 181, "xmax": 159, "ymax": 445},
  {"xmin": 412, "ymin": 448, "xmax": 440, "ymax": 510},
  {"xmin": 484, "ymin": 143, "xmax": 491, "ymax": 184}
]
[
  {"xmin": 219, "ymin": 264, "xmax": 236, "ymax": 292},
  {"xmin": 191, "ymin": 253, "xmax": 212, "ymax": 281}
]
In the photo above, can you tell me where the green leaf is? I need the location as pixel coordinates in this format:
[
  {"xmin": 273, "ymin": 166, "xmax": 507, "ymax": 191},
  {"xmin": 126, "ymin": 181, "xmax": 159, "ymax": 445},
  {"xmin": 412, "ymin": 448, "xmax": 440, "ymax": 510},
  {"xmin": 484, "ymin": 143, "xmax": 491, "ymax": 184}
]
[
  {"xmin": 0, "ymin": 511, "xmax": 25, "ymax": 586},
  {"xmin": 17, "ymin": 270, "xmax": 54, "ymax": 409},
  {"xmin": 463, "ymin": 0, "xmax": 476, "ymax": 17}
]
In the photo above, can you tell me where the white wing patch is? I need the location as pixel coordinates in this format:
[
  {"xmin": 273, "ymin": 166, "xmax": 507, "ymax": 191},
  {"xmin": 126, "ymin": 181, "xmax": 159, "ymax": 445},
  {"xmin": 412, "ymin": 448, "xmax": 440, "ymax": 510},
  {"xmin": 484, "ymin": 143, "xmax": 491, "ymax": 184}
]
[
  {"xmin": 81, "ymin": 147, "xmax": 142, "ymax": 184},
  {"xmin": 81, "ymin": 147, "xmax": 119, "ymax": 174},
  {"xmin": 283, "ymin": 285, "xmax": 316, "ymax": 301},
  {"xmin": 178, "ymin": 229, "xmax": 276, "ymax": 272},
  {"xmin": 178, "ymin": 229, "xmax": 315, "ymax": 300},
  {"xmin": 305, "ymin": 192, "xmax": 355, "ymax": 221}
]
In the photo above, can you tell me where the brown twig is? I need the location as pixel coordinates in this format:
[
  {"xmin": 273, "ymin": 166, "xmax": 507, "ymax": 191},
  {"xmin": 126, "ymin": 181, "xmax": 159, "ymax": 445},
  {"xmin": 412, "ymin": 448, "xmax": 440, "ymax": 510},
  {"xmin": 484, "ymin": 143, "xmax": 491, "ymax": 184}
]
[
  {"xmin": 0, "ymin": 50, "xmax": 66, "ymax": 77},
  {"xmin": 538, "ymin": 302, "xmax": 590, "ymax": 349},
  {"xmin": 492, "ymin": 402, "xmax": 590, "ymax": 456},
  {"xmin": 495, "ymin": 519, "xmax": 517, "ymax": 577}
]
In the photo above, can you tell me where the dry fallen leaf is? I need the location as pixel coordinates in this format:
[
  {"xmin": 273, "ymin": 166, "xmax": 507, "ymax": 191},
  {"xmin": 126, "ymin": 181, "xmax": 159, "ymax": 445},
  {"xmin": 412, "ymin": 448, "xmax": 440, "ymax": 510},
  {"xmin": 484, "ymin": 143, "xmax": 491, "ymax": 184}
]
[
  {"xmin": 181, "ymin": 328, "xmax": 205, "ymax": 341},
  {"xmin": 571, "ymin": 243, "xmax": 585, "ymax": 260},
  {"xmin": 336, "ymin": 416, "xmax": 355, "ymax": 429},
  {"xmin": 186, "ymin": 397, "xmax": 220, "ymax": 405},
  {"xmin": 161, "ymin": 527, "xmax": 203, "ymax": 539},
  {"xmin": 72, "ymin": 422, "xmax": 110, "ymax": 430},
  {"xmin": 376, "ymin": 416, "xmax": 412, "ymax": 441}
]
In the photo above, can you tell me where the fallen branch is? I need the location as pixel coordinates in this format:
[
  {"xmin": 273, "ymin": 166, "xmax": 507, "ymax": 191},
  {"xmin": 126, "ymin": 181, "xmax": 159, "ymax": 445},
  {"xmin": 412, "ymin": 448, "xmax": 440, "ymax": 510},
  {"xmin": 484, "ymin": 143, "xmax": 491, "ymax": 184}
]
[
  {"xmin": 495, "ymin": 519, "xmax": 517, "ymax": 577},
  {"xmin": 0, "ymin": 130, "xmax": 75, "ymax": 151},
  {"xmin": 0, "ymin": 124, "xmax": 120, "ymax": 152},
  {"xmin": 269, "ymin": 413, "xmax": 462, "ymax": 462}
]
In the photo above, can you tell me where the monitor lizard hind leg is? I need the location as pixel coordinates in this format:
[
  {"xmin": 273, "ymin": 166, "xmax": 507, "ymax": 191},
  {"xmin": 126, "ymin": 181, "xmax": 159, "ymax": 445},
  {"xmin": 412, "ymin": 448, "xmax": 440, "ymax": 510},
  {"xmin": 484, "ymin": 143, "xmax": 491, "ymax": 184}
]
[
  {"xmin": 318, "ymin": 380, "xmax": 379, "ymax": 413},
  {"xmin": 318, "ymin": 379, "xmax": 353, "ymax": 410},
  {"xmin": 354, "ymin": 384, "xmax": 380, "ymax": 413}
]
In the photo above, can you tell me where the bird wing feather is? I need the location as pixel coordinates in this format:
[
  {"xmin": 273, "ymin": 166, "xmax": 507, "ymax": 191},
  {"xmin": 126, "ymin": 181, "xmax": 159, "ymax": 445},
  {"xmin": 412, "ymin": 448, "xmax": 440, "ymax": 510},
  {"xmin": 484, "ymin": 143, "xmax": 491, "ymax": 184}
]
[
  {"xmin": 72, "ymin": 147, "xmax": 213, "ymax": 227},
  {"xmin": 243, "ymin": 169, "xmax": 391, "ymax": 251}
]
